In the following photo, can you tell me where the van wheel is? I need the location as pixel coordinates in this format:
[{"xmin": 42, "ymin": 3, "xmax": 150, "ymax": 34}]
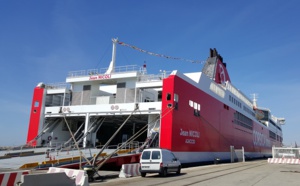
[
  {"xmin": 160, "ymin": 168, "xmax": 167, "ymax": 177},
  {"xmin": 141, "ymin": 172, "xmax": 146, "ymax": 177},
  {"xmin": 176, "ymin": 166, "xmax": 181, "ymax": 175}
]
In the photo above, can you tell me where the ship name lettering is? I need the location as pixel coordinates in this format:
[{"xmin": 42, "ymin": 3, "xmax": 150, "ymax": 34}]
[
  {"xmin": 185, "ymin": 139, "xmax": 195, "ymax": 144},
  {"xmin": 89, "ymin": 76, "xmax": 98, "ymax": 80},
  {"xmin": 189, "ymin": 130, "xmax": 200, "ymax": 138},
  {"xmin": 98, "ymin": 74, "xmax": 111, "ymax": 79},
  {"xmin": 89, "ymin": 74, "xmax": 111, "ymax": 80},
  {"xmin": 180, "ymin": 129, "xmax": 188, "ymax": 136}
]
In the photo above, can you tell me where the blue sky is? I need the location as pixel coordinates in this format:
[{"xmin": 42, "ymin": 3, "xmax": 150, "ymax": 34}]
[{"xmin": 0, "ymin": 0, "xmax": 299, "ymax": 147}]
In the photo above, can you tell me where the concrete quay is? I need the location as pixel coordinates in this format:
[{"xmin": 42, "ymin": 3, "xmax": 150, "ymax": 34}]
[
  {"xmin": 90, "ymin": 160, "xmax": 300, "ymax": 186},
  {"xmin": 2, "ymin": 160, "xmax": 300, "ymax": 186}
]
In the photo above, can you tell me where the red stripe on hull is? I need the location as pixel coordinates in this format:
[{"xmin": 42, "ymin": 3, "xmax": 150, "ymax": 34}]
[
  {"xmin": 0, "ymin": 174, "xmax": 4, "ymax": 184},
  {"xmin": 7, "ymin": 172, "xmax": 17, "ymax": 186}
]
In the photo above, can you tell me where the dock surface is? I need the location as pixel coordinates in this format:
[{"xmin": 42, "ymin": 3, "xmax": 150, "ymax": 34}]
[
  {"xmin": 90, "ymin": 160, "xmax": 300, "ymax": 186},
  {"xmin": 1, "ymin": 160, "xmax": 300, "ymax": 186}
]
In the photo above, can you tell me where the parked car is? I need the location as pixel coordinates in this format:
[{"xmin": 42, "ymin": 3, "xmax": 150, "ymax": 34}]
[{"xmin": 139, "ymin": 148, "xmax": 181, "ymax": 177}]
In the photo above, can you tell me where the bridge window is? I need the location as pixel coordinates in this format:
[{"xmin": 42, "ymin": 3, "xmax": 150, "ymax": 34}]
[
  {"xmin": 83, "ymin": 85, "xmax": 91, "ymax": 91},
  {"xmin": 117, "ymin": 82, "xmax": 126, "ymax": 88}
]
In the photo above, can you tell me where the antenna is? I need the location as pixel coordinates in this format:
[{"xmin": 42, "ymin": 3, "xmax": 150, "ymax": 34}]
[
  {"xmin": 251, "ymin": 93, "xmax": 258, "ymax": 109},
  {"xmin": 142, "ymin": 61, "xmax": 147, "ymax": 75}
]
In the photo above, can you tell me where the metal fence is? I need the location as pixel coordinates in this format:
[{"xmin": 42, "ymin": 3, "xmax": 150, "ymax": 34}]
[
  {"xmin": 230, "ymin": 146, "xmax": 245, "ymax": 163},
  {"xmin": 272, "ymin": 147, "xmax": 300, "ymax": 159}
]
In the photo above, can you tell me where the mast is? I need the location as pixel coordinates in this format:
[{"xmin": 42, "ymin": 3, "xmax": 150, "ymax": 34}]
[
  {"xmin": 252, "ymin": 93, "xmax": 258, "ymax": 109},
  {"xmin": 105, "ymin": 38, "xmax": 118, "ymax": 74}
]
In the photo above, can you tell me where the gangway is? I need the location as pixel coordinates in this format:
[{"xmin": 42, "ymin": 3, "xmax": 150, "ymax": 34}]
[{"xmin": 139, "ymin": 119, "xmax": 160, "ymax": 150}]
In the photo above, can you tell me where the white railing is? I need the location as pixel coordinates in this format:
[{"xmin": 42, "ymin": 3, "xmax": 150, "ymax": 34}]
[
  {"xmin": 46, "ymin": 82, "xmax": 70, "ymax": 89},
  {"xmin": 117, "ymin": 141, "xmax": 141, "ymax": 150},
  {"xmin": 96, "ymin": 141, "xmax": 144, "ymax": 151},
  {"xmin": 138, "ymin": 71, "xmax": 171, "ymax": 82},
  {"xmin": 67, "ymin": 65, "xmax": 140, "ymax": 77}
]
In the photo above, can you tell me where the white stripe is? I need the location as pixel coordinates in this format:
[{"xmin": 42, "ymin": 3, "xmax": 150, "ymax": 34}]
[
  {"xmin": 15, "ymin": 172, "xmax": 23, "ymax": 185},
  {"xmin": 1, "ymin": 173, "xmax": 9, "ymax": 186}
]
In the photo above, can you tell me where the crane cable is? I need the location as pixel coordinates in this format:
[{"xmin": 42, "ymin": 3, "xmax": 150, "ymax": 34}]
[
  {"xmin": 63, "ymin": 115, "xmax": 92, "ymax": 168},
  {"xmin": 92, "ymin": 104, "xmax": 140, "ymax": 166},
  {"xmin": 93, "ymin": 106, "xmax": 175, "ymax": 171},
  {"xmin": 118, "ymin": 40, "xmax": 205, "ymax": 64}
]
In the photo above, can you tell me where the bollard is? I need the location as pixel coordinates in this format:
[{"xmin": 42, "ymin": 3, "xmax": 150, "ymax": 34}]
[{"xmin": 83, "ymin": 165, "xmax": 96, "ymax": 182}]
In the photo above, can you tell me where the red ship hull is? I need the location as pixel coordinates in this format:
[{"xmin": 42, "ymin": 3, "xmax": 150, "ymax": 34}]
[{"xmin": 160, "ymin": 66, "xmax": 281, "ymax": 163}]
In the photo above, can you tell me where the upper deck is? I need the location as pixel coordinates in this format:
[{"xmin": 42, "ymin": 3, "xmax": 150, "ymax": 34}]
[{"xmin": 43, "ymin": 65, "xmax": 171, "ymax": 117}]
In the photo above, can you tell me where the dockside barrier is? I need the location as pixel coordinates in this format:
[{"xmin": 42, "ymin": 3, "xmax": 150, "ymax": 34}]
[{"xmin": 119, "ymin": 163, "xmax": 141, "ymax": 178}]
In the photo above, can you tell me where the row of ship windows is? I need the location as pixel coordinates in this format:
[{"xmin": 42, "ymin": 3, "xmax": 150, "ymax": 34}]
[
  {"xmin": 229, "ymin": 94, "xmax": 281, "ymax": 133},
  {"xmin": 243, "ymin": 106, "xmax": 255, "ymax": 117},
  {"xmin": 234, "ymin": 112, "xmax": 282, "ymax": 143},
  {"xmin": 233, "ymin": 111, "xmax": 253, "ymax": 130},
  {"xmin": 229, "ymin": 95, "xmax": 241, "ymax": 108},
  {"xmin": 233, "ymin": 111, "xmax": 282, "ymax": 143},
  {"xmin": 269, "ymin": 131, "xmax": 282, "ymax": 142},
  {"xmin": 229, "ymin": 95, "xmax": 255, "ymax": 118},
  {"xmin": 269, "ymin": 119, "xmax": 282, "ymax": 131}
]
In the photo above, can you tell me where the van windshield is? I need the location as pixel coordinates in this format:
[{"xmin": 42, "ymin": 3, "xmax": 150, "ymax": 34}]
[{"xmin": 142, "ymin": 151, "xmax": 151, "ymax": 159}]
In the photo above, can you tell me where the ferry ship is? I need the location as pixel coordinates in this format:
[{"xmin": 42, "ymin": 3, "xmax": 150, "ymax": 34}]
[{"xmin": 25, "ymin": 38, "xmax": 285, "ymax": 165}]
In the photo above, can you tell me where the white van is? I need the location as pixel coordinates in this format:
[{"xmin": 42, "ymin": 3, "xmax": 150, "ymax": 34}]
[{"xmin": 139, "ymin": 148, "xmax": 181, "ymax": 177}]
